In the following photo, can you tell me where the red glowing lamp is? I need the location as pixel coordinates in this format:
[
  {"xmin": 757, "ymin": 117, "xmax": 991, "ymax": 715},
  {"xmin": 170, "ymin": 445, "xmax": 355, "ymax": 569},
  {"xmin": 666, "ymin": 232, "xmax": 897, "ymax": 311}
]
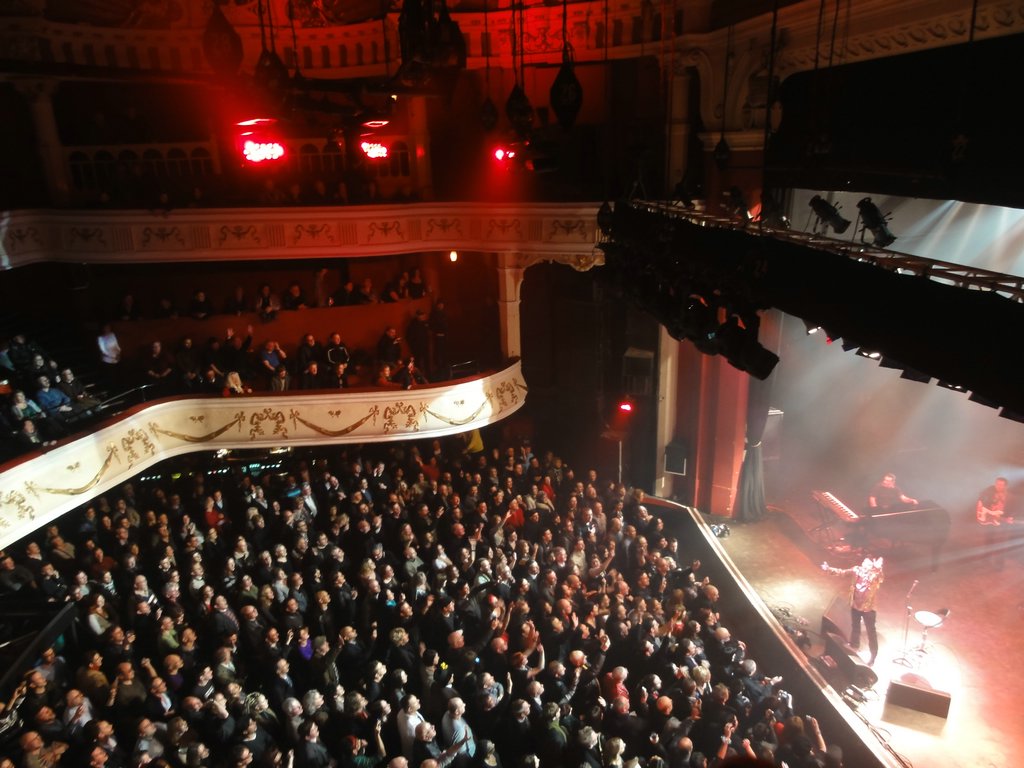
[
  {"xmin": 235, "ymin": 118, "xmax": 286, "ymax": 164},
  {"xmin": 618, "ymin": 399, "xmax": 634, "ymax": 413},
  {"xmin": 361, "ymin": 141, "xmax": 389, "ymax": 159},
  {"xmin": 242, "ymin": 140, "xmax": 285, "ymax": 163}
]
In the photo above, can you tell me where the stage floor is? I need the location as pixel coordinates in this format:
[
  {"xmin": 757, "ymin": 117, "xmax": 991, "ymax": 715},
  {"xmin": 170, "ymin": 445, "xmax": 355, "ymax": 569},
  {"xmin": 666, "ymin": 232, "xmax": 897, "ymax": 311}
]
[{"xmin": 717, "ymin": 492, "xmax": 1023, "ymax": 768}]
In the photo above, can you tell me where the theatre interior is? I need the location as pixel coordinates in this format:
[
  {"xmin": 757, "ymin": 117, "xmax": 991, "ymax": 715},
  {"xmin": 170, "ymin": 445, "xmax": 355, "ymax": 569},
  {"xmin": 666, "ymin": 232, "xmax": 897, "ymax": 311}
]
[{"xmin": 2, "ymin": 1, "xmax": 1024, "ymax": 766}]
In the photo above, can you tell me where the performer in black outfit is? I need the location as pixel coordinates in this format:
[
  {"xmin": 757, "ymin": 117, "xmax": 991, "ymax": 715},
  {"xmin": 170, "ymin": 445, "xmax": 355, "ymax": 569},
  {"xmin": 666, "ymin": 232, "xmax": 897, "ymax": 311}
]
[
  {"xmin": 868, "ymin": 473, "xmax": 918, "ymax": 512},
  {"xmin": 976, "ymin": 476, "xmax": 1015, "ymax": 569}
]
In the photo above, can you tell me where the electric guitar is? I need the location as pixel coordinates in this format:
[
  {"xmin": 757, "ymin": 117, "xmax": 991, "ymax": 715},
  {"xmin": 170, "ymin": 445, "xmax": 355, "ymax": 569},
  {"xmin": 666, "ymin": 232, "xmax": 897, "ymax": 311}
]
[{"xmin": 977, "ymin": 506, "xmax": 1011, "ymax": 525}]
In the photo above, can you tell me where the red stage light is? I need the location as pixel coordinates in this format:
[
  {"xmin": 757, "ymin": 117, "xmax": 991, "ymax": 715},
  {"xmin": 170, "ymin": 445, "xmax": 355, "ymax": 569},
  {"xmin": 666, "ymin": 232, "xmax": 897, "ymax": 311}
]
[
  {"xmin": 494, "ymin": 147, "xmax": 516, "ymax": 162},
  {"xmin": 242, "ymin": 140, "xmax": 285, "ymax": 163},
  {"xmin": 361, "ymin": 141, "xmax": 389, "ymax": 159},
  {"xmin": 235, "ymin": 118, "xmax": 285, "ymax": 164},
  {"xmin": 618, "ymin": 400, "xmax": 633, "ymax": 413}
]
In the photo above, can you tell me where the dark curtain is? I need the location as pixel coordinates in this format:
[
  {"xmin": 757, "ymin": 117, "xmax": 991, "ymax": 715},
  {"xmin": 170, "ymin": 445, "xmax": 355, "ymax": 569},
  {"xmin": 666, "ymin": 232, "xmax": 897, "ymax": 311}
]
[{"xmin": 735, "ymin": 373, "xmax": 773, "ymax": 522}]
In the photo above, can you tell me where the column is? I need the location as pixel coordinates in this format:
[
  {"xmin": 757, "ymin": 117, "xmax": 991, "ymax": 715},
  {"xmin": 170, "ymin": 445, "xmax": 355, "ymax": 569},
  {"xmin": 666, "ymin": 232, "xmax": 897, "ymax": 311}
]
[
  {"xmin": 406, "ymin": 95, "xmax": 434, "ymax": 201},
  {"xmin": 496, "ymin": 252, "xmax": 525, "ymax": 361},
  {"xmin": 16, "ymin": 79, "xmax": 71, "ymax": 206}
]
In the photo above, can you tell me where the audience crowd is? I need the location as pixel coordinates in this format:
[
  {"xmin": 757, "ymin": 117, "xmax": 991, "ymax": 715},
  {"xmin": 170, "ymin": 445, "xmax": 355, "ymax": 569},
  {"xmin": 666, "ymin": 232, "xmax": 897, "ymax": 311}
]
[
  {"xmin": 1, "ymin": 271, "xmax": 449, "ymax": 457},
  {"xmin": 0, "ymin": 437, "xmax": 843, "ymax": 768}
]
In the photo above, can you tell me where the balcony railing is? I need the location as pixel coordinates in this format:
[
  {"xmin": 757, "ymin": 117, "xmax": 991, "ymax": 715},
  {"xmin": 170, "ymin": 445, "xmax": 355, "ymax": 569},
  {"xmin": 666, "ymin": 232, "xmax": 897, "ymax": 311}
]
[{"xmin": 0, "ymin": 361, "xmax": 527, "ymax": 550}]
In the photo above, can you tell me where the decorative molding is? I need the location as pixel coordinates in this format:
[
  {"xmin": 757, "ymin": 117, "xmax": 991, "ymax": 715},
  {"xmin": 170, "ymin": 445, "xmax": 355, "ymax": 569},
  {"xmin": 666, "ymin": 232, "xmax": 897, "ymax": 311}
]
[
  {"xmin": 0, "ymin": 203, "xmax": 602, "ymax": 269},
  {"xmin": 0, "ymin": 363, "xmax": 528, "ymax": 550}
]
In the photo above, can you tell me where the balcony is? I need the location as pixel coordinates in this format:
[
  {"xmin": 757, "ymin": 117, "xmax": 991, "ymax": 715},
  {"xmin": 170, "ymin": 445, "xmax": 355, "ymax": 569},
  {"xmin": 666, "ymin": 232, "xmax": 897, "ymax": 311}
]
[{"xmin": 0, "ymin": 360, "xmax": 526, "ymax": 549}]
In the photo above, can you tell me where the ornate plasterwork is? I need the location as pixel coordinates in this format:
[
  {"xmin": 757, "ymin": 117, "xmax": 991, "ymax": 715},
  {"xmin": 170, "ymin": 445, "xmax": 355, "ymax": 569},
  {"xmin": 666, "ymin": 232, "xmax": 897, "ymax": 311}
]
[
  {"xmin": 0, "ymin": 363, "xmax": 527, "ymax": 550},
  {"xmin": 0, "ymin": 203, "xmax": 601, "ymax": 269}
]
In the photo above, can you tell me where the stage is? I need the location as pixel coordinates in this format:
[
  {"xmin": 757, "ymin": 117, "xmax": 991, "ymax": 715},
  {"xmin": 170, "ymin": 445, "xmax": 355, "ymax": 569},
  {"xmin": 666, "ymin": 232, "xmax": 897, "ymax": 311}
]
[{"xmin": 718, "ymin": 493, "xmax": 1023, "ymax": 768}]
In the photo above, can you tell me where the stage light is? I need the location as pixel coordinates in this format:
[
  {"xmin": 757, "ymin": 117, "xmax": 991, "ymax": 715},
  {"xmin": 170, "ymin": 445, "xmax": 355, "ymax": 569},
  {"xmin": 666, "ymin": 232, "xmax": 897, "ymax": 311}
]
[
  {"xmin": 855, "ymin": 348, "xmax": 881, "ymax": 360},
  {"xmin": 361, "ymin": 141, "xmax": 389, "ymax": 159},
  {"xmin": 856, "ymin": 197, "xmax": 897, "ymax": 248},
  {"xmin": 937, "ymin": 381, "xmax": 966, "ymax": 392},
  {"xmin": 618, "ymin": 399, "xmax": 634, "ymax": 413},
  {"xmin": 809, "ymin": 195, "xmax": 851, "ymax": 235},
  {"xmin": 235, "ymin": 118, "xmax": 286, "ymax": 165},
  {"xmin": 802, "ymin": 319, "xmax": 821, "ymax": 335},
  {"xmin": 493, "ymin": 147, "xmax": 516, "ymax": 162},
  {"xmin": 242, "ymin": 139, "xmax": 285, "ymax": 163},
  {"xmin": 449, "ymin": 250, "xmax": 459, "ymax": 262}
]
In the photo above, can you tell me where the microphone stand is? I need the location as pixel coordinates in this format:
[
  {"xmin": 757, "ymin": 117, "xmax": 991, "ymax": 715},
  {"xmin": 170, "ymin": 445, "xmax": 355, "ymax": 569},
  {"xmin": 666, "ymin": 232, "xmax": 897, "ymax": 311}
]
[{"xmin": 893, "ymin": 579, "xmax": 919, "ymax": 667}]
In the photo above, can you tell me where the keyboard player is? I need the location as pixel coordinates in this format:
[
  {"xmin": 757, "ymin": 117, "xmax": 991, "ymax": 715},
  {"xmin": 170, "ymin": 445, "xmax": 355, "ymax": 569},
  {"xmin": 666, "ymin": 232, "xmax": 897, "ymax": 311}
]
[{"xmin": 867, "ymin": 472, "xmax": 918, "ymax": 512}]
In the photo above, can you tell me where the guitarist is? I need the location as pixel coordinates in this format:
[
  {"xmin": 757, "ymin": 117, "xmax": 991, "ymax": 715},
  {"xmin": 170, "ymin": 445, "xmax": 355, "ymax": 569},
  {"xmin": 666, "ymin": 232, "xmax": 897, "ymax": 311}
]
[
  {"xmin": 977, "ymin": 476, "xmax": 1013, "ymax": 570},
  {"xmin": 976, "ymin": 477, "xmax": 1012, "ymax": 525}
]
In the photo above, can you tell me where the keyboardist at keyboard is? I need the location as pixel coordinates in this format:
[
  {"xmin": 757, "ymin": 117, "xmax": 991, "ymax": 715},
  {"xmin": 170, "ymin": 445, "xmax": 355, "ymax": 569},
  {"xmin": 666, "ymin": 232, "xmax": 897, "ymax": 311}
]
[{"xmin": 868, "ymin": 472, "xmax": 918, "ymax": 512}]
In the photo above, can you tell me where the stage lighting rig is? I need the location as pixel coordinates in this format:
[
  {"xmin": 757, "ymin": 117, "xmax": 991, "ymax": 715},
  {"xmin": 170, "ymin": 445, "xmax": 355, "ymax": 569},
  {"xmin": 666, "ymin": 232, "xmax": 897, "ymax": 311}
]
[
  {"xmin": 809, "ymin": 195, "xmax": 851, "ymax": 235},
  {"xmin": 856, "ymin": 197, "xmax": 897, "ymax": 249}
]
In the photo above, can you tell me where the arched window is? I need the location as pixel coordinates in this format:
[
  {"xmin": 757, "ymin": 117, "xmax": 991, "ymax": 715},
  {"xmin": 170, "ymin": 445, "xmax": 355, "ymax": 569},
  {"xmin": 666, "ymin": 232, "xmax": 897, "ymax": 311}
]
[
  {"xmin": 93, "ymin": 150, "xmax": 116, "ymax": 188},
  {"xmin": 389, "ymin": 141, "xmax": 410, "ymax": 177},
  {"xmin": 321, "ymin": 142, "xmax": 343, "ymax": 175},
  {"xmin": 190, "ymin": 147, "xmax": 214, "ymax": 176},
  {"xmin": 167, "ymin": 148, "xmax": 188, "ymax": 176},
  {"xmin": 68, "ymin": 151, "xmax": 95, "ymax": 190},
  {"xmin": 143, "ymin": 148, "xmax": 165, "ymax": 177},
  {"xmin": 299, "ymin": 143, "xmax": 321, "ymax": 174}
]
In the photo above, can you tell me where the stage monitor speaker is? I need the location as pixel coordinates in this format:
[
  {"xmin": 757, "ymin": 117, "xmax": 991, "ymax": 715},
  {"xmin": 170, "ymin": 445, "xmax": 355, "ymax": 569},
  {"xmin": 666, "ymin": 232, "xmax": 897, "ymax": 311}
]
[
  {"xmin": 824, "ymin": 632, "xmax": 878, "ymax": 689},
  {"xmin": 821, "ymin": 614, "xmax": 846, "ymax": 644},
  {"xmin": 886, "ymin": 679, "xmax": 951, "ymax": 719}
]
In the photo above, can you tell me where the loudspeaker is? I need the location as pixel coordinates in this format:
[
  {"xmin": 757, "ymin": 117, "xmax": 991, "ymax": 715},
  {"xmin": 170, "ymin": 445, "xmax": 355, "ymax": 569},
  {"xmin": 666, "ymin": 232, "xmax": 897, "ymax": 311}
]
[
  {"xmin": 886, "ymin": 679, "xmax": 951, "ymax": 719},
  {"xmin": 823, "ymin": 632, "xmax": 878, "ymax": 689},
  {"xmin": 820, "ymin": 614, "xmax": 846, "ymax": 643}
]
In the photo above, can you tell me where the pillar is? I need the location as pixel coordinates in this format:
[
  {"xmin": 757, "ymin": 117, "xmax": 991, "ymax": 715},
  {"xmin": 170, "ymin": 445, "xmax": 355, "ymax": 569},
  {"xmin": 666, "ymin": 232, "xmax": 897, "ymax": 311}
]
[
  {"xmin": 407, "ymin": 95, "xmax": 434, "ymax": 201},
  {"xmin": 496, "ymin": 252, "xmax": 525, "ymax": 361},
  {"xmin": 16, "ymin": 79, "xmax": 71, "ymax": 206}
]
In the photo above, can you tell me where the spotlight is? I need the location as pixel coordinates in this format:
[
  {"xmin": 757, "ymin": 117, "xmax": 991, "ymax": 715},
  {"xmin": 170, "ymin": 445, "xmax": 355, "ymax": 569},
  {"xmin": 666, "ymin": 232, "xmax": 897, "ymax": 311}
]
[
  {"xmin": 855, "ymin": 348, "xmax": 881, "ymax": 360},
  {"xmin": 449, "ymin": 250, "xmax": 459, "ymax": 262},
  {"xmin": 856, "ymin": 197, "xmax": 897, "ymax": 248},
  {"xmin": 802, "ymin": 319, "xmax": 821, "ymax": 335},
  {"xmin": 809, "ymin": 195, "xmax": 851, "ymax": 235},
  {"xmin": 937, "ymin": 380, "xmax": 966, "ymax": 392}
]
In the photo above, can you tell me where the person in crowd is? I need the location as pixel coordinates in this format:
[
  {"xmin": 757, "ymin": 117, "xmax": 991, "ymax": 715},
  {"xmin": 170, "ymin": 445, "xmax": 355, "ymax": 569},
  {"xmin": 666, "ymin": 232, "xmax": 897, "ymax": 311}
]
[
  {"xmin": 377, "ymin": 328, "xmax": 402, "ymax": 369},
  {"xmin": 260, "ymin": 341, "xmax": 288, "ymax": 381},
  {"xmin": 143, "ymin": 340, "xmax": 175, "ymax": 392},
  {"xmin": 394, "ymin": 359, "xmax": 428, "ymax": 390},
  {"xmin": 355, "ymin": 278, "xmax": 378, "ymax": 305},
  {"xmin": 407, "ymin": 310, "xmax": 431, "ymax": 377},
  {"xmin": 271, "ymin": 365, "xmax": 291, "ymax": 392},
  {"xmin": 96, "ymin": 324, "xmax": 123, "ymax": 390},
  {"xmin": 190, "ymin": 289, "xmax": 214, "ymax": 320},
  {"xmin": 256, "ymin": 284, "xmax": 281, "ymax": 323},
  {"xmin": 176, "ymin": 338, "xmax": 203, "ymax": 393},
  {"xmin": 58, "ymin": 368, "xmax": 101, "ymax": 410},
  {"xmin": 282, "ymin": 282, "xmax": 310, "ymax": 311}
]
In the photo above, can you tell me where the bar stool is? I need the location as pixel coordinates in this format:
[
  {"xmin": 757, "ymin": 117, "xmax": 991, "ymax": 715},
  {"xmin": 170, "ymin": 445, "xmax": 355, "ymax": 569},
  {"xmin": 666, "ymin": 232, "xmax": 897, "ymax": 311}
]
[{"xmin": 912, "ymin": 608, "xmax": 949, "ymax": 654}]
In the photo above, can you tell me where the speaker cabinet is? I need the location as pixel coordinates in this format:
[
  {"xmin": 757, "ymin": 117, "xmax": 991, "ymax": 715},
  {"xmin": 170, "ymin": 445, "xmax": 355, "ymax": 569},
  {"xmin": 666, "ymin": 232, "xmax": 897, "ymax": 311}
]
[
  {"xmin": 823, "ymin": 632, "xmax": 878, "ymax": 689},
  {"xmin": 886, "ymin": 679, "xmax": 951, "ymax": 719}
]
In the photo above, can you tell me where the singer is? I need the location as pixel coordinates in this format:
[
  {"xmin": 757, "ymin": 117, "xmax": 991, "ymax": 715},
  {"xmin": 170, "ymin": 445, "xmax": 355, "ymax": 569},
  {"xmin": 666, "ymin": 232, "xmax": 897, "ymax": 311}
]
[{"xmin": 822, "ymin": 556, "xmax": 885, "ymax": 666}]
